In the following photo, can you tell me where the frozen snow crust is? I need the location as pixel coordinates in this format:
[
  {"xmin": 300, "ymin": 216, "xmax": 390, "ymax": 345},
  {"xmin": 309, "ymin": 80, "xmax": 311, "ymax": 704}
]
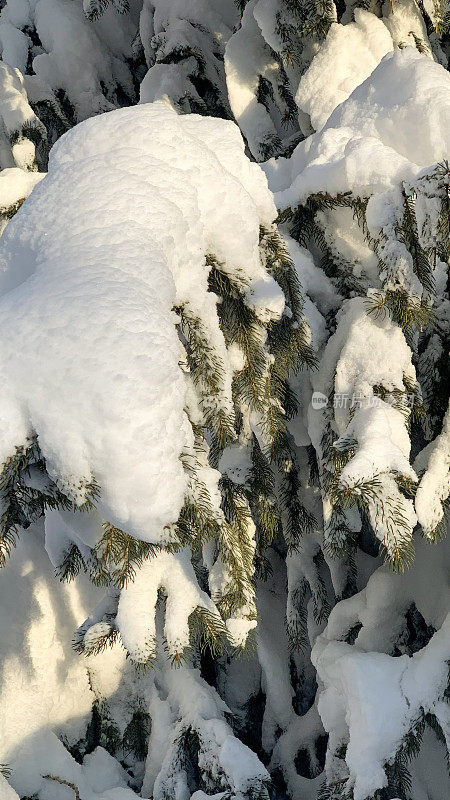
[{"xmin": 0, "ymin": 102, "xmax": 283, "ymax": 544}]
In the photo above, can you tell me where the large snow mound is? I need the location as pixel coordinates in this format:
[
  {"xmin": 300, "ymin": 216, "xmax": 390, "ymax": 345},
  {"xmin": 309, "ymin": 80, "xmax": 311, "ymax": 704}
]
[
  {"xmin": 266, "ymin": 48, "xmax": 450, "ymax": 206},
  {"xmin": 0, "ymin": 102, "xmax": 282, "ymax": 544},
  {"xmin": 296, "ymin": 2, "xmax": 433, "ymax": 133}
]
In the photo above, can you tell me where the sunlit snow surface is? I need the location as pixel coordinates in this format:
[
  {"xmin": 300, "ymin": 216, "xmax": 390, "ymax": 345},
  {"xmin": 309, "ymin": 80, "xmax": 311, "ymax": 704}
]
[
  {"xmin": 266, "ymin": 48, "xmax": 450, "ymax": 205},
  {"xmin": 0, "ymin": 102, "xmax": 283, "ymax": 544}
]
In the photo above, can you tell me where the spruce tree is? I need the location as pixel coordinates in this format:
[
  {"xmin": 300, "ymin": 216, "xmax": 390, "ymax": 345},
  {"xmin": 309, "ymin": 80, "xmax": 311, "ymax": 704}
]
[{"xmin": 0, "ymin": 3, "xmax": 448, "ymax": 800}]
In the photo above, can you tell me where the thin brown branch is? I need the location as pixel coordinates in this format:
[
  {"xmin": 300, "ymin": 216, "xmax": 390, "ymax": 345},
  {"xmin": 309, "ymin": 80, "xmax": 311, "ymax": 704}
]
[{"xmin": 43, "ymin": 775, "xmax": 83, "ymax": 800}]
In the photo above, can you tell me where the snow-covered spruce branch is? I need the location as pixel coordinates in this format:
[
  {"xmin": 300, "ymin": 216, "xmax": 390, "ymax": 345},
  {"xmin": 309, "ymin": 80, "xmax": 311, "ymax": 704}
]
[{"xmin": 0, "ymin": 3, "xmax": 449, "ymax": 800}]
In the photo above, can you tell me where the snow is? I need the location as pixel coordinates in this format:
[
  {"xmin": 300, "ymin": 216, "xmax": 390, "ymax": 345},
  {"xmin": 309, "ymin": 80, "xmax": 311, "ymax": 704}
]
[
  {"xmin": 116, "ymin": 549, "xmax": 218, "ymax": 661},
  {"xmin": 296, "ymin": 10, "xmax": 394, "ymax": 132},
  {"xmin": 224, "ymin": 0, "xmax": 281, "ymax": 161},
  {"xmin": 142, "ymin": 652, "xmax": 270, "ymax": 800},
  {"xmin": 0, "ymin": 522, "xmax": 150, "ymax": 795},
  {"xmin": 415, "ymin": 401, "xmax": 450, "ymax": 536},
  {"xmin": 264, "ymin": 43, "xmax": 450, "ymax": 554},
  {"xmin": 0, "ymin": 99, "xmax": 289, "ymax": 798},
  {"xmin": 144, "ymin": 0, "xmax": 237, "ymax": 38},
  {"xmin": 0, "ymin": 775, "xmax": 20, "ymax": 800},
  {"xmin": 317, "ymin": 48, "xmax": 449, "ymax": 166},
  {"xmin": 285, "ymin": 235, "xmax": 338, "ymax": 317},
  {"xmin": 384, "ymin": 0, "xmax": 432, "ymax": 56},
  {"xmin": 313, "ymin": 547, "xmax": 450, "ymax": 799},
  {"xmin": 0, "ymin": 22, "xmax": 29, "ymax": 74},
  {"xmin": 0, "ymin": 525, "xmax": 102, "ymax": 796},
  {"xmin": 253, "ymin": 0, "xmax": 287, "ymax": 54},
  {"xmin": 257, "ymin": 563, "xmax": 297, "ymax": 751},
  {"xmin": 0, "ymin": 166, "xmax": 43, "ymax": 212},
  {"xmin": 296, "ymin": 3, "xmax": 435, "ymax": 134},
  {"xmin": 139, "ymin": 0, "xmax": 237, "ymax": 113},
  {"xmin": 0, "ymin": 0, "xmax": 136, "ymax": 123},
  {"xmin": 310, "ymin": 296, "xmax": 416, "ymax": 444},
  {"xmin": 338, "ymin": 405, "xmax": 414, "ymax": 486},
  {"xmin": 82, "ymin": 747, "xmax": 130, "ymax": 793},
  {"xmin": 307, "ymin": 297, "xmax": 418, "ymax": 555},
  {"xmin": 312, "ymin": 532, "xmax": 450, "ymax": 798},
  {"xmin": 219, "ymin": 736, "xmax": 269, "ymax": 794},
  {"xmin": 267, "ymin": 44, "xmax": 450, "ymax": 561},
  {"xmin": 12, "ymin": 733, "xmax": 140, "ymax": 799},
  {"xmin": 0, "ymin": 101, "xmax": 283, "ymax": 546},
  {"xmin": 266, "ymin": 48, "xmax": 450, "ymax": 209},
  {"xmin": 365, "ymin": 187, "xmax": 425, "ymax": 298},
  {"xmin": 266, "ymin": 126, "xmax": 417, "ymax": 208},
  {"xmin": 0, "ymin": 60, "xmax": 46, "ymax": 176},
  {"xmin": 159, "ymin": 668, "xmax": 270, "ymax": 798},
  {"xmin": 140, "ymin": 61, "xmax": 193, "ymax": 108},
  {"xmin": 421, "ymin": 0, "xmax": 446, "ymax": 32},
  {"xmin": 0, "ymin": 0, "xmax": 139, "ymax": 139},
  {"xmin": 0, "ymin": 60, "xmax": 40, "ymax": 139},
  {"xmin": 31, "ymin": 0, "xmax": 124, "ymax": 120},
  {"xmin": 332, "ymin": 299, "xmax": 415, "ymax": 408}
]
